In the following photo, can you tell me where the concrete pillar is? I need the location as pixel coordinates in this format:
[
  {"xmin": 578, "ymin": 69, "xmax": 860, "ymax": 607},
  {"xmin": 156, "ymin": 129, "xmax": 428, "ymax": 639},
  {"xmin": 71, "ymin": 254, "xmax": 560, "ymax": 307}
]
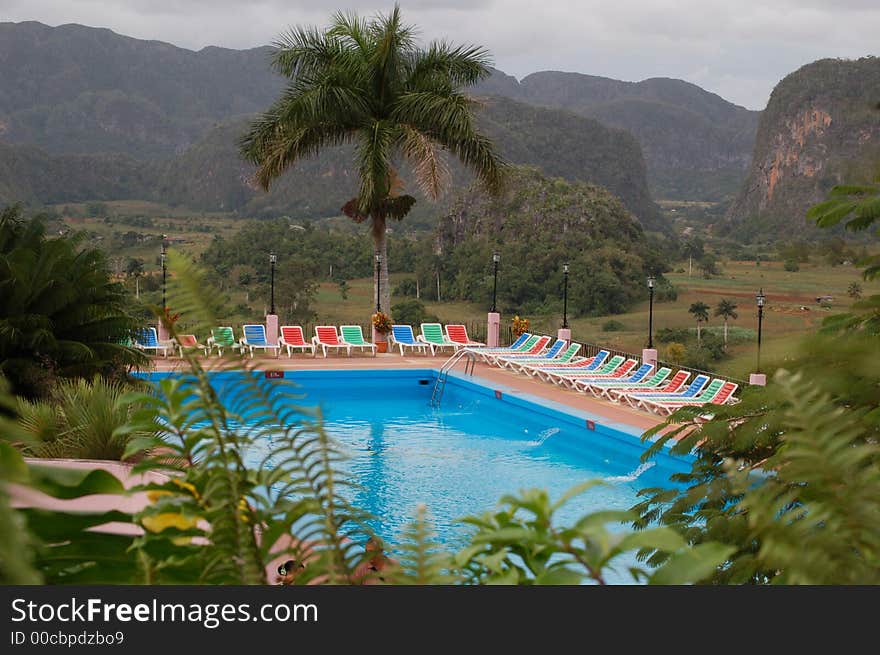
[
  {"xmin": 266, "ymin": 314, "xmax": 279, "ymax": 345},
  {"xmin": 487, "ymin": 312, "xmax": 501, "ymax": 348},
  {"xmin": 557, "ymin": 328, "xmax": 572, "ymax": 343},
  {"xmin": 749, "ymin": 373, "xmax": 767, "ymax": 386},
  {"xmin": 157, "ymin": 323, "xmax": 169, "ymax": 341},
  {"xmin": 642, "ymin": 348, "xmax": 658, "ymax": 367},
  {"xmin": 372, "ymin": 325, "xmax": 388, "ymax": 353}
]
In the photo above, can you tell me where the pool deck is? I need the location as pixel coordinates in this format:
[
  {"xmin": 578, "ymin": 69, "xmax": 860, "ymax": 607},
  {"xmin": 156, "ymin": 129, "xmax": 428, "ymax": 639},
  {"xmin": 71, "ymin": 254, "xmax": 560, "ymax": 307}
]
[{"xmin": 150, "ymin": 352, "xmax": 666, "ymax": 434}]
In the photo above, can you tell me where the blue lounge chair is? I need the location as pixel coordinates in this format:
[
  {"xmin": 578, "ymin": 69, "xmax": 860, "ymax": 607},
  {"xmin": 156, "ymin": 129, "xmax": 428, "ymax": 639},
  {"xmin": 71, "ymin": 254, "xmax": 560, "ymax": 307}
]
[
  {"xmin": 134, "ymin": 327, "xmax": 171, "ymax": 357},
  {"xmin": 240, "ymin": 324, "xmax": 280, "ymax": 358},
  {"xmin": 574, "ymin": 363, "xmax": 654, "ymax": 395},
  {"xmin": 625, "ymin": 374, "xmax": 710, "ymax": 409},
  {"xmin": 390, "ymin": 325, "xmax": 430, "ymax": 356}
]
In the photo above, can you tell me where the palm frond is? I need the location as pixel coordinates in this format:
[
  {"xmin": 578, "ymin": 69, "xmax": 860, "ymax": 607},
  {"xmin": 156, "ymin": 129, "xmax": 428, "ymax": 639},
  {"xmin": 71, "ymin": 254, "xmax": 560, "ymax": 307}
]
[{"xmin": 399, "ymin": 125, "xmax": 451, "ymax": 200}]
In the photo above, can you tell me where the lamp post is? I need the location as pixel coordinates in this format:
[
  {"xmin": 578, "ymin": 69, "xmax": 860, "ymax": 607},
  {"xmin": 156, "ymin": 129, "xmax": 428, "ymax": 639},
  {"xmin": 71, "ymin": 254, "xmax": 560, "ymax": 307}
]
[
  {"xmin": 647, "ymin": 275, "xmax": 656, "ymax": 348},
  {"xmin": 562, "ymin": 263, "xmax": 570, "ymax": 329},
  {"xmin": 491, "ymin": 251, "xmax": 500, "ymax": 312},
  {"xmin": 375, "ymin": 252, "xmax": 382, "ymax": 313},
  {"xmin": 269, "ymin": 252, "xmax": 277, "ymax": 315},
  {"xmin": 160, "ymin": 235, "xmax": 167, "ymax": 311},
  {"xmin": 756, "ymin": 288, "xmax": 765, "ymax": 373}
]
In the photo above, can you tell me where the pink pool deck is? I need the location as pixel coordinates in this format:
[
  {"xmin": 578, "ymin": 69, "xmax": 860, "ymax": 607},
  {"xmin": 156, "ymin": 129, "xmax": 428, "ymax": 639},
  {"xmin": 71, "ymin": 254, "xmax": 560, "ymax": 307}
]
[{"xmin": 149, "ymin": 351, "xmax": 666, "ymax": 433}]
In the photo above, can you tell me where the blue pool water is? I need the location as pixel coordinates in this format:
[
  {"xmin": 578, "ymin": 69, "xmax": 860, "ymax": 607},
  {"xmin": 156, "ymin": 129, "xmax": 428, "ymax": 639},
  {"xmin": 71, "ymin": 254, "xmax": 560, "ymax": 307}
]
[{"xmin": 144, "ymin": 369, "xmax": 691, "ymax": 574}]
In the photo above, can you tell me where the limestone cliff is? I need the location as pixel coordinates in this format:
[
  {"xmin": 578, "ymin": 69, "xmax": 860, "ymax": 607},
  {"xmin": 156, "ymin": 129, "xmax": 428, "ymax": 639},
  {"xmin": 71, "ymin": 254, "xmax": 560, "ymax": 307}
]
[{"xmin": 725, "ymin": 57, "xmax": 880, "ymax": 239}]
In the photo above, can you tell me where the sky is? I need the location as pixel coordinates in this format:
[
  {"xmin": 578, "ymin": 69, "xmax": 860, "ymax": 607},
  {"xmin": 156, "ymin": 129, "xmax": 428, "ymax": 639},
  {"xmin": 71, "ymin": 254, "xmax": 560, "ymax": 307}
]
[{"xmin": 2, "ymin": 0, "xmax": 879, "ymax": 110}]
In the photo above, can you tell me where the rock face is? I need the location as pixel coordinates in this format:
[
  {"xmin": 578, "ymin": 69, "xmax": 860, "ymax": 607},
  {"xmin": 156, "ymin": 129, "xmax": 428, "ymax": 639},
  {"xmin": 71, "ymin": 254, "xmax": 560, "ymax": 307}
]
[{"xmin": 725, "ymin": 57, "xmax": 880, "ymax": 239}]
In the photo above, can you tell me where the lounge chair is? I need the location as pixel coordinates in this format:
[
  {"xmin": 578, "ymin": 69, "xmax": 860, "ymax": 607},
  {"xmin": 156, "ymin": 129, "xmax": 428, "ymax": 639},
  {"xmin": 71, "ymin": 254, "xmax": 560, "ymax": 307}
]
[
  {"xmin": 279, "ymin": 325, "xmax": 316, "ymax": 358},
  {"xmin": 508, "ymin": 342, "xmax": 582, "ymax": 374},
  {"xmin": 417, "ymin": 323, "xmax": 458, "ymax": 356},
  {"xmin": 207, "ymin": 327, "xmax": 242, "ymax": 356},
  {"xmin": 134, "ymin": 327, "xmax": 172, "ymax": 357},
  {"xmin": 642, "ymin": 378, "xmax": 736, "ymax": 416},
  {"xmin": 389, "ymin": 325, "xmax": 430, "ymax": 356},
  {"xmin": 474, "ymin": 334, "xmax": 541, "ymax": 362},
  {"xmin": 240, "ymin": 324, "xmax": 280, "ymax": 358},
  {"xmin": 469, "ymin": 332, "xmax": 533, "ymax": 359},
  {"xmin": 624, "ymin": 374, "xmax": 710, "ymax": 409},
  {"xmin": 640, "ymin": 380, "xmax": 736, "ymax": 416},
  {"xmin": 541, "ymin": 354, "xmax": 623, "ymax": 385},
  {"xmin": 556, "ymin": 358, "xmax": 638, "ymax": 389},
  {"xmin": 495, "ymin": 337, "xmax": 562, "ymax": 368},
  {"xmin": 488, "ymin": 335, "xmax": 553, "ymax": 366},
  {"xmin": 574, "ymin": 363, "xmax": 654, "ymax": 395},
  {"xmin": 446, "ymin": 324, "xmax": 485, "ymax": 348},
  {"xmin": 531, "ymin": 350, "xmax": 609, "ymax": 382},
  {"xmin": 607, "ymin": 370, "xmax": 690, "ymax": 403},
  {"xmin": 313, "ymin": 326, "xmax": 352, "ymax": 358},
  {"xmin": 340, "ymin": 325, "xmax": 377, "ymax": 357},
  {"xmin": 173, "ymin": 334, "xmax": 207, "ymax": 357},
  {"xmin": 593, "ymin": 367, "xmax": 674, "ymax": 400}
]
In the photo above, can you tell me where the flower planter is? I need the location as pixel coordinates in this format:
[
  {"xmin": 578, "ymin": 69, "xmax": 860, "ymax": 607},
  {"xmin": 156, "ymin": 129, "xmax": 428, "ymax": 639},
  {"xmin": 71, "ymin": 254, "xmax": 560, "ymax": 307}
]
[{"xmin": 376, "ymin": 340, "xmax": 388, "ymax": 354}]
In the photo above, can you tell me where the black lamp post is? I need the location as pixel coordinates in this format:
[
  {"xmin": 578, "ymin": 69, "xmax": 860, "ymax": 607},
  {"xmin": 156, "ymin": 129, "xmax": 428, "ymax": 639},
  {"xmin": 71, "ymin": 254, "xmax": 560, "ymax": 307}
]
[
  {"xmin": 269, "ymin": 252, "xmax": 277, "ymax": 315},
  {"xmin": 491, "ymin": 251, "xmax": 500, "ymax": 313},
  {"xmin": 160, "ymin": 235, "xmax": 167, "ymax": 311},
  {"xmin": 647, "ymin": 275, "xmax": 656, "ymax": 348},
  {"xmin": 375, "ymin": 252, "xmax": 382, "ymax": 313},
  {"xmin": 756, "ymin": 288, "xmax": 765, "ymax": 373},
  {"xmin": 562, "ymin": 263, "xmax": 569, "ymax": 329}
]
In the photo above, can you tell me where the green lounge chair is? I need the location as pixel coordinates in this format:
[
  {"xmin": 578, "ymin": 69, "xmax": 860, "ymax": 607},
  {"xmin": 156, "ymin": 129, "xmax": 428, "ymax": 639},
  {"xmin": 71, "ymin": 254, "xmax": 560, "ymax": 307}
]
[
  {"xmin": 417, "ymin": 323, "xmax": 458, "ymax": 356},
  {"xmin": 340, "ymin": 325, "xmax": 377, "ymax": 357}
]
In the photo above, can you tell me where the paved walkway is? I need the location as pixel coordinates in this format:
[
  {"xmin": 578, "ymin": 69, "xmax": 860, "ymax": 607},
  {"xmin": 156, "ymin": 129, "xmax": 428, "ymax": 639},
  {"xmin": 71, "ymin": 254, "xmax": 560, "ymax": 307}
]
[{"xmin": 150, "ymin": 351, "xmax": 665, "ymax": 433}]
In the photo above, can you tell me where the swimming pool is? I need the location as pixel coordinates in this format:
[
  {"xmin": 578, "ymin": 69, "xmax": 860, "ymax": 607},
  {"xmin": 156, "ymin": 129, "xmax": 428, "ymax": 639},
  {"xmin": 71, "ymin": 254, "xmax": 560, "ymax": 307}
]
[{"xmin": 143, "ymin": 368, "xmax": 691, "ymax": 560}]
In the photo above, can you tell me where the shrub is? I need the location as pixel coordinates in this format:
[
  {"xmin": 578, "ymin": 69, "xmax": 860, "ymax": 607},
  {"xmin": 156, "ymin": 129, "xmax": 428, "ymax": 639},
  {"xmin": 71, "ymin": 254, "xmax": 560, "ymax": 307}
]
[
  {"xmin": 665, "ymin": 342, "xmax": 686, "ymax": 364},
  {"xmin": 602, "ymin": 320, "xmax": 625, "ymax": 332},
  {"xmin": 511, "ymin": 315, "xmax": 530, "ymax": 337},
  {"xmin": 784, "ymin": 259, "xmax": 800, "ymax": 272},
  {"xmin": 657, "ymin": 327, "xmax": 690, "ymax": 343},
  {"xmin": 393, "ymin": 278, "xmax": 419, "ymax": 297},
  {"xmin": 391, "ymin": 299, "xmax": 438, "ymax": 327}
]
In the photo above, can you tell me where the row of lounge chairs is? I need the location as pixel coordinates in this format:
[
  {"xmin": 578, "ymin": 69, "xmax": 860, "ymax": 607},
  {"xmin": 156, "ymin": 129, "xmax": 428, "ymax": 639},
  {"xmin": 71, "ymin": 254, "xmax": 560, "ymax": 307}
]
[
  {"xmin": 131, "ymin": 322, "xmax": 488, "ymax": 359},
  {"xmin": 466, "ymin": 333, "xmax": 739, "ymax": 416}
]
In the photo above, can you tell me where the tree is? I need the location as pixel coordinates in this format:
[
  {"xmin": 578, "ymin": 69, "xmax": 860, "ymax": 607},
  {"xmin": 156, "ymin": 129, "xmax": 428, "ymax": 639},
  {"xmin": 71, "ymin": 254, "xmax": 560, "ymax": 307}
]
[
  {"xmin": 688, "ymin": 301, "xmax": 710, "ymax": 343},
  {"xmin": 240, "ymin": 6, "xmax": 505, "ymax": 313},
  {"xmin": 848, "ymin": 281, "xmax": 863, "ymax": 300},
  {"xmin": 0, "ymin": 207, "xmax": 145, "ymax": 398},
  {"xmin": 682, "ymin": 238, "xmax": 703, "ymax": 277},
  {"xmin": 699, "ymin": 252, "xmax": 720, "ymax": 277},
  {"xmin": 714, "ymin": 299, "xmax": 738, "ymax": 346}
]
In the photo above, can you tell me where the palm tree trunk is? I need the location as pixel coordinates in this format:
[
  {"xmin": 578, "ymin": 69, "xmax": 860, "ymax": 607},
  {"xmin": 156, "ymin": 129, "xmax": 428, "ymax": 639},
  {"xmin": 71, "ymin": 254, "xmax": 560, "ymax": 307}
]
[
  {"xmin": 688, "ymin": 256, "xmax": 692, "ymax": 277},
  {"xmin": 723, "ymin": 320, "xmax": 728, "ymax": 345},
  {"xmin": 697, "ymin": 322, "xmax": 701, "ymax": 343},
  {"xmin": 371, "ymin": 216, "xmax": 391, "ymax": 313}
]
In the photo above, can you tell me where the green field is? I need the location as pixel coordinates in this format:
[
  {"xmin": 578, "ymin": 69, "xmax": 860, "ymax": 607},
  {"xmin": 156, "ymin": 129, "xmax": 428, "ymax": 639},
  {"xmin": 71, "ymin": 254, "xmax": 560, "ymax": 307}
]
[
  {"xmin": 310, "ymin": 258, "xmax": 877, "ymax": 378},
  {"xmin": 54, "ymin": 201, "xmax": 877, "ymax": 378}
]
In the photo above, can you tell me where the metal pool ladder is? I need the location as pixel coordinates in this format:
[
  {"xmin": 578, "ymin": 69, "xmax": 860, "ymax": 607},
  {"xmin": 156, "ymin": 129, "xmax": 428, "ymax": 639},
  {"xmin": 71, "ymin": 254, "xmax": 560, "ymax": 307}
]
[{"xmin": 430, "ymin": 349, "xmax": 476, "ymax": 407}]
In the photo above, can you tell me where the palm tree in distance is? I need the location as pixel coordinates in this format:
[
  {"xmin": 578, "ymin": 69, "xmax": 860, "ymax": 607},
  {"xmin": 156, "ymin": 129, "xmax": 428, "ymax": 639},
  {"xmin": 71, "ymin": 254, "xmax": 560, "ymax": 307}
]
[
  {"xmin": 689, "ymin": 301, "xmax": 710, "ymax": 343},
  {"xmin": 241, "ymin": 6, "xmax": 506, "ymax": 313},
  {"xmin": 714, "ymin": 298, "xmax": 738, "ymax": 346}
]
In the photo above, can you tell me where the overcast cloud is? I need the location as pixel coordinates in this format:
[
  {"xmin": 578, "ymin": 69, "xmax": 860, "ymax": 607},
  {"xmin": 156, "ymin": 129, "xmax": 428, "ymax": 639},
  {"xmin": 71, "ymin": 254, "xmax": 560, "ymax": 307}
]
[{"xmin": 2, "ymin": 0, "xmax": 878, "ymax": 109}]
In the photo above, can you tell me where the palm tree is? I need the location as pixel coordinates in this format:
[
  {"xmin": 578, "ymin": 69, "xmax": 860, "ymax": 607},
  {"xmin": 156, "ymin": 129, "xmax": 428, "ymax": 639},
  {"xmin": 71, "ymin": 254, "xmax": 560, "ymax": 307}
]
[
  {"xmin": 682, "ymin": 238, "xmax": 703, "ymax": 277},
  {"xmin": 241, "ymin": 6, "xmax": 506, "ymax": 312},
  {"xmin": 689, "ymin": 301, "xmax": 710, "ymax": 343},
  {"xmin": 714, "ymin": 299, "xmax": 738, "ymax": 346}
]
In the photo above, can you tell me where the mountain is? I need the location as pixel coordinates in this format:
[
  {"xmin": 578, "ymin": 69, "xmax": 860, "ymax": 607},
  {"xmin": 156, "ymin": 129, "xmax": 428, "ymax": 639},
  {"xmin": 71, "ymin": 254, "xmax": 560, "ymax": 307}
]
[
  {"xmin": 0, "ymin": 21, "xmax": 664, "ymax": 229},
  {"xmin": 474, "ymin": 69, "xmax": 760, "ymax": 201},
  {"xmin": 153, "ymin": 95, "xmax": 664, "ymax": 230},
  {"xmin": 725, "ymin": 56, "xmax": 880, "ymax": 239},
  {"xmin": 0, "ymin": 21, "xmax": 282, "ymax": 158},
  {"xmin": 435, "ymin": 166, "xmax": 660, "ymax": 315}
]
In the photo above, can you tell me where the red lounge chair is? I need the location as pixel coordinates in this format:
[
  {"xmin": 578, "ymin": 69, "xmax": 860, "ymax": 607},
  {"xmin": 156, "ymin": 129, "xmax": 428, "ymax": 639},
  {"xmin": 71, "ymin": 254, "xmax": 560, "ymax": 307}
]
[
  {"xmin": 445, "ymin": 324, "xmax": 485, "ymax": 348},
  {"xmin": 280, "ymin": 325, "xmax": 317, "ymax": 358},
  {"xmin": 312, "ymin": 326, "xmax": 352, "ymax": 358}
]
